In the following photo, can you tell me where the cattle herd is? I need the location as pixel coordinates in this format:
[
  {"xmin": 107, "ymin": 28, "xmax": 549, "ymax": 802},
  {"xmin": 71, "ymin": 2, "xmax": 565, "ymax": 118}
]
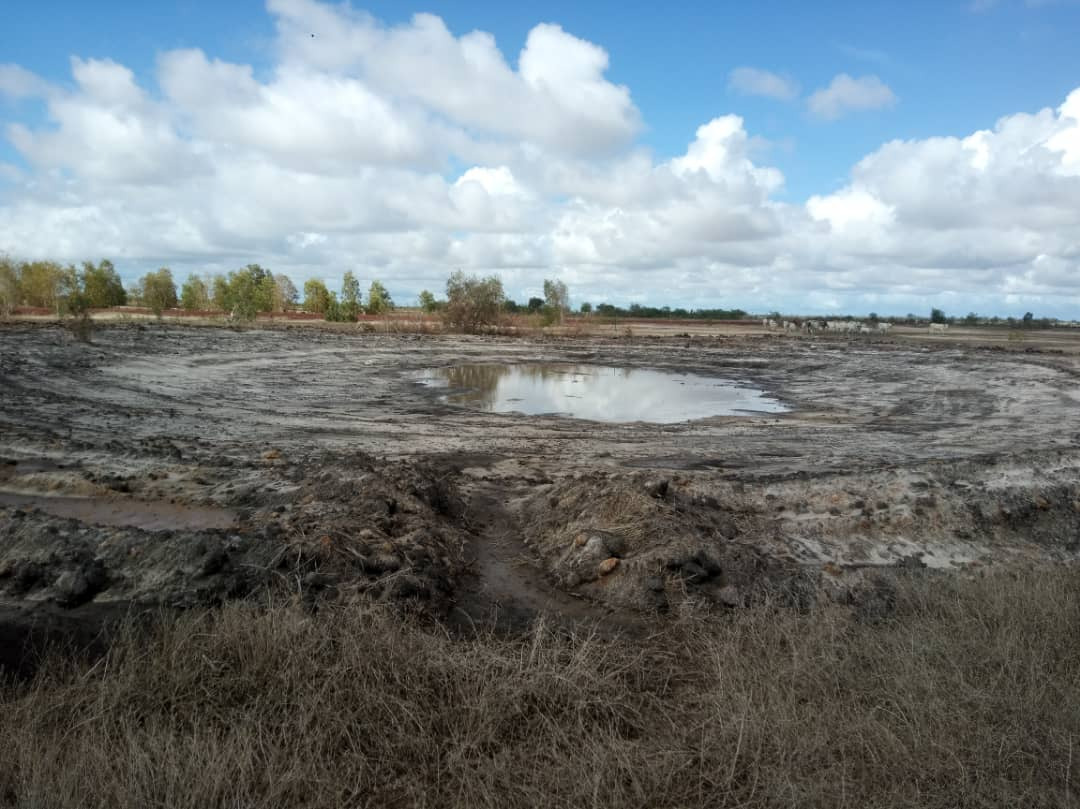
[{"xmin": 760, "ymin": 318, "xmax": 946, "ymax": 335}]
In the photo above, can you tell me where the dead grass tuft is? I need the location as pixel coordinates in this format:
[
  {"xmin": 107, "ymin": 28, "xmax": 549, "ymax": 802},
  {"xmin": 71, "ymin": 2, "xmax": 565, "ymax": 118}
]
[{"xmin": 2, "ymin": 568, "xmax": 1079, "ymax": 807}]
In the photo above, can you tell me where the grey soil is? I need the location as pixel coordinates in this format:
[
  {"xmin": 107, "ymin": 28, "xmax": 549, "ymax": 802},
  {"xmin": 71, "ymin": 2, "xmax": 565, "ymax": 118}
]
[{"xmin": 2, "ymin": 323, "xmax": 1079, "ymax": 672}]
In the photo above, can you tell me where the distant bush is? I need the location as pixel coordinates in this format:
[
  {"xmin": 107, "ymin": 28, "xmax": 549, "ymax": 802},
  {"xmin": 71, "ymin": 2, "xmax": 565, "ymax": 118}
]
[{"xmin": 443, "ymin": 270, "xmax": 505, "ymax": 333}]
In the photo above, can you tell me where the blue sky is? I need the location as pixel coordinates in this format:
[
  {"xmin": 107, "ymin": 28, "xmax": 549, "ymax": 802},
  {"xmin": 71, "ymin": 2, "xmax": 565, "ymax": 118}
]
[
  {"xmin": 2, "ymin": 0, "xmax": 1080, "ymax": 316},
  {"xmin": 6, "ymin": 0, "xmax": 1078, "ymax": 196}
]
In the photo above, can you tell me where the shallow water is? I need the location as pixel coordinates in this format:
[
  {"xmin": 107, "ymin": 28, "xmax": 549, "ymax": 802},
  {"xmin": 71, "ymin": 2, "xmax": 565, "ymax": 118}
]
[
  {"xmin": 0, "ymin": 492, "xmax": 236, "ymax": 532},
  {"xmin": 410, "ymin": 364, "xmax": 788, "ymax": 423}
]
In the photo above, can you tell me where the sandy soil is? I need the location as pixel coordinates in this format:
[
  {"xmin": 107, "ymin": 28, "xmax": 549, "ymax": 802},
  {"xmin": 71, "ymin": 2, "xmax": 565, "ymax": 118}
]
[{"xmin": 2, "ymin": 322, "xmax": 1079, "ymax": 666}]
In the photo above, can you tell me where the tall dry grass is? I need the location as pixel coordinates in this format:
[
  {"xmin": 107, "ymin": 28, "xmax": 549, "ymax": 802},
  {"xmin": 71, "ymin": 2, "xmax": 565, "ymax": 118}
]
[{"xmin": 2, "ymin": 567, "xmax": 1078, "ymax": 808}]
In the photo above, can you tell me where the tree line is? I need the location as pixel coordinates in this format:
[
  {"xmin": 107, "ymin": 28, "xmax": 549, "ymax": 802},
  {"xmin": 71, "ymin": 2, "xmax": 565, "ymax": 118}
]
[{"xmin": 1, "ymin": 256, "xmax": 760, "ymax": 330}]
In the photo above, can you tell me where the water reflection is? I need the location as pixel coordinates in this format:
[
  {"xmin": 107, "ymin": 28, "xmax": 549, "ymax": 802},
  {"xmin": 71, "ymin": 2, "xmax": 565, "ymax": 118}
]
[{"xmin": 410, "ymin": 364, "xmax": 787, "ymax": 423}]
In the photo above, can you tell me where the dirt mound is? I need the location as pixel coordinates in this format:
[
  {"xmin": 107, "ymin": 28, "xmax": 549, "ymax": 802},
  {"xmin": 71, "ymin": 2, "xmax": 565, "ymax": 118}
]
[
  {"xmin": 516, "ymin": 473, "xmax": 810, "ymax": 612},
  {"xmin": 267, "ymin": 452, "xmax": 471, "ymax": 611}
]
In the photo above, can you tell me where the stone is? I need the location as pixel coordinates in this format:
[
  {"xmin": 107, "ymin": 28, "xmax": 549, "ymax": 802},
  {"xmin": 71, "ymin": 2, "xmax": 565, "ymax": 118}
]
[
  {"xmin": 644, "ymin": 479, "xmax": 670, "ymax": 500},
  {"xmin": 200, "ymin": 548, "xmax": 229, "ymax": 576},
  {"xmin": 583, "ymin": 536, "xmax": 608, "ymax": 559},
  {"xmin": 717, "ymin": 585, "xmax": 740, "ymax": 608},
  {"xmin": 598, "ymin": 557, "xmax": 620, "ymax": 576},
  {"xmin": 54, "ymin": 570, "xmax": 90, "ymax": 606}
]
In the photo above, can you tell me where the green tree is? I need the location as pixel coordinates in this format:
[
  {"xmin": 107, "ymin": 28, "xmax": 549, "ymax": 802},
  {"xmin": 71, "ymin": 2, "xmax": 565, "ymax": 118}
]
[
  {"xmin": 1022, "ymin": 311, "xmax": 1035, "ymax": 328},
  {"xmin": 211, "ymin": 275, "xmax": 230, "ymax": 311},
  {"xmin": 180, "ymin": 274, "xmax": 211, "ymax": 311},
  {"xmin": 81, "ymin": 260, "xmax": 126, "ymax": 308},
  {"xmin": 963, "ymin": 312, "xmax": 979, "ymax": 326},
  {"xmin": 341, "ymin": 272, "xmax": 362, "ymax": 321},
  {"xmin": 18, "ymin": 261, "xmax": 65, "ymax": 310},
  {"xmin": 323, "ymin": 291, "xmax": 346, "ymax": 322},
  {"xmin": 303, "ymin": 279, "xmax": 332, "ymax": 315},
  {"xmin": 138, "ymin": 268, "xmax": 178, "ymax": 318},
  {"xmin": 543, "ymin": 279, "xmax": 569, "ymax": 314},
  {"xmin": 580, "ymin": 302, "xmax": 592, "ymax": 314},
  {"xmin": 225, "ymin": 269, "xmax": 261, "ymax": 321},
  {"xmin": 527, "ymin": 297, "xmax": 544, "ymax": 313},
  {"xmin": 930, "ymin": 308, "xmax": 947, "ymax": 324},
  {"xmin": 443, "ymin": 270, "xmax": 505, "ymax": 333},
  {"xmin": 367, "ymin": 280, "xmax": 393, "ymax": 315},
  {"xmin": 418, "ymin": 289, "xmax": 438, "ymax": 313},
  {"xmin": 0, "ymin": 256, "xmax": 18, "ymax": 318},
  {"xmin": 273, "ymin": 274, "xmax": 298, "ymax": 312}
]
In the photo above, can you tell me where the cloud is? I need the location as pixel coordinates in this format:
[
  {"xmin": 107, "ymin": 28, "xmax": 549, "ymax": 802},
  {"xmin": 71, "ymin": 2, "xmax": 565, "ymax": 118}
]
[
  {"xmin": 727, "ymin": 67, "xmax": 799, "ymax": 101},
  {"xmin": 268, "ymin": 0, "xmax": 639, "ymax": 156},
  {"xmin": 0, "ymin": 64, "xmax": 53, "ymax": 100},
  {"xmin": 807, "ymin": 74, "xmax": 897, "ymax": 120},
  {"xmin": 0, "ymin": 1, "xmax": 1078, "ymax": 316}
]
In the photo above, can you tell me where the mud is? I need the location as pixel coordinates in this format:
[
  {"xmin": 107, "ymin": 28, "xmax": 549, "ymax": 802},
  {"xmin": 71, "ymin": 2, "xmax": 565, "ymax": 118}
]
[{"xmin": 2, "ymin": 323, "xmax": 1079, "ymax": 670}]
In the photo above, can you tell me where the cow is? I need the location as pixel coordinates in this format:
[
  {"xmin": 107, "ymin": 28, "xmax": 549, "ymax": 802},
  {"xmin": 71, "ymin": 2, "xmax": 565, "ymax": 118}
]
[{"xmin": 929, "ymin": 323, "xmax": 949, "ymax": 334}]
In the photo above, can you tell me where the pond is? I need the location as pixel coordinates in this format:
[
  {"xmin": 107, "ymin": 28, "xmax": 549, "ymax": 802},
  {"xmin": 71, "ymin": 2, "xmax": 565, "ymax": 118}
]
[{"xmin": 409, "ymin": 364, "xmax": 788, "ymax": 423}]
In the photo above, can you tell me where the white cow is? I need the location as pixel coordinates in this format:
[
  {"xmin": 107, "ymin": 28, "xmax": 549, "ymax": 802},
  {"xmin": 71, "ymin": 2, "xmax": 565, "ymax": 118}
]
[{"xmin": 929, "ymin": 323, "xmax": 949, "ymax": 333}]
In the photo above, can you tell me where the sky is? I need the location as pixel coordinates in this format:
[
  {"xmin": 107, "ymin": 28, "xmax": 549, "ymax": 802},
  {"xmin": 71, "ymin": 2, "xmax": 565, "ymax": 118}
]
[{"xmin": 1, "ymin": 0, "xmax": 1079, "ymax": 317}]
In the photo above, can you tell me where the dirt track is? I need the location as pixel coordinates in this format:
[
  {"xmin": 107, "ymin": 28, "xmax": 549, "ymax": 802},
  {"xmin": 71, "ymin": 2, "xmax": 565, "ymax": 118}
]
[{"xmin": 2, "ymin": 322, "xmax": 1079, "ymax": 665}]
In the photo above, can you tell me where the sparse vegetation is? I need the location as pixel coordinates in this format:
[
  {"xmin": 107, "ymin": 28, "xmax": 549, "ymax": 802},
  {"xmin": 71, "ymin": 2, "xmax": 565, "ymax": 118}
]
[
  {"xmin": 134, "ymin": 268, "xmax": 179, "ymax": 318},
  {"xmin": 367, "ymin": 280, "xmax": 393, "ymax": 315},
  {"xmin": 443, "ymin": 270, "xmax": 505, "ymax": 332},
  {"xmin": 180, "ymin": 273, "xmax": 211, "ymax": 311},
  {"xmin": 2, "ymin": 568, "xmax": 1078, "ymax": 807},
  {"xmin": 340, "ymin": 271, "xmax": 362, "ymax": 321},
  {"xmin": 418, "ymin": 289, "xmax": 439, "ymax": 313},
  {"xmin": 302, "ymin": 278, "xmax": 332, "ymax": 315},
  {"xmin": 542, "ymin": 278, "xmax": 570, "ymax": 325}
]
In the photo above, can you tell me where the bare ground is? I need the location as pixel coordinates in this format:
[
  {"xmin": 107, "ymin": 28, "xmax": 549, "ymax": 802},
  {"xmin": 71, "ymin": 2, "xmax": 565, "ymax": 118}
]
[{"xmin": 1, "ymin": 323, "xmax": 1078, "ymax": 638}]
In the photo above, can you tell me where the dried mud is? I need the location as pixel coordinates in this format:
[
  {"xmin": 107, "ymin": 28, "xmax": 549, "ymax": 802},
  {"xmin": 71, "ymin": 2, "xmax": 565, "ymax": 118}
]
[{"xmin": 2, "ymin": 323, "xmax": 1079, "ymax": 672}]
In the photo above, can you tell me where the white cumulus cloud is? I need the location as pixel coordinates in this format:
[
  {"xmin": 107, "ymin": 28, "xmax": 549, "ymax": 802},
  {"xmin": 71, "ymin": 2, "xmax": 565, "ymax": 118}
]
[
  {"xmin": 727, "ymin": 67, "xmax": 799, "ymax": 101},
  {"xmin": 807, "ymin": 74, "xmax": 897, "ymax": 120}
]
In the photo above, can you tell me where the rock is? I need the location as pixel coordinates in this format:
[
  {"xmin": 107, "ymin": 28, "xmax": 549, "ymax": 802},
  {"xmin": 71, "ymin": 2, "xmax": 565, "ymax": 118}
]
[
  {"xmin": 644, "ymin": 575, "xmax": 665, "ymax": 592},
  {"xmin": 263, "ymin": 449, "xmax": 281, "ymax": 460},
  {"xmin": 602, "ymin": 533, "xmax": 627, "ymax": 557},
  {"xmin": 644, "ymin": 479, "xmax": 670, "ymax": 500},
  {"xmin": 718, "ymin": 585, "xmax": 740, "ymax": 608},
  {"xmin": 54, "ymin": 570, "xmax": 91, "ymax": 607},
  {"xmin": 598, "ymin": 557, "xmax": 620, "ymax": 576},
  {"xmin": 200, "ymin": 547, "xmax": 229, "ymax": 577},
  {"xmin": 573, "ymin": 533, "xmax": 588, "ymax": 547},
  {"xmin": 582, "ymin": 536, "xmax": 608, "ymax": 559},
  {"xmin": 1034, "ymin": 495, "xmax": 1051, "ymax": 510}
]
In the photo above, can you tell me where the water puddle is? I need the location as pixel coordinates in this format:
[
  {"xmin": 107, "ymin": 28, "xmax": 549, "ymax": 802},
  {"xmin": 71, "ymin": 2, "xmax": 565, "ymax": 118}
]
[
  {"xmin": 410, "ymin": 364, "xmax": 788, "ymax": 423},
  {"xmin": 0, "ymin": 491, "xmax": 236, "ymax": 532}
]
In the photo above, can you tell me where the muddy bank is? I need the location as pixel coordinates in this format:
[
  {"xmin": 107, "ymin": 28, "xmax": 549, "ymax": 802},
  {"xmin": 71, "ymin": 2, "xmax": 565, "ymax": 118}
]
[{"xmin": 2, "ymin": 323, "xmax": 1079, "ymax": 670}]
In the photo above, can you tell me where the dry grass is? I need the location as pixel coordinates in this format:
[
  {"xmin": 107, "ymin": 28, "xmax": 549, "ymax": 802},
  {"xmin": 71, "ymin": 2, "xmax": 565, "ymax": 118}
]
[{"xmin": 2, "ymin": 567, "xmax": 1079, "ymax": 808}]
